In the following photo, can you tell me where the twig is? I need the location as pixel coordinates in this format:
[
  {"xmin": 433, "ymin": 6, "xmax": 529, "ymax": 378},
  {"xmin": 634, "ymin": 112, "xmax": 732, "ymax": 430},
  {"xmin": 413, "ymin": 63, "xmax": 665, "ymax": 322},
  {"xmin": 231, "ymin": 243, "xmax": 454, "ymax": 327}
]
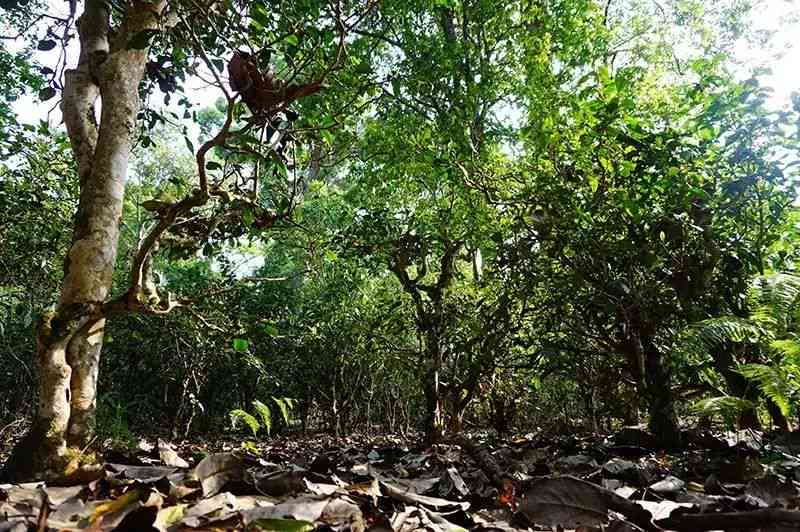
[{"xmin": 656, "ymin": 508, "xmax": 800, "ymax": 531}]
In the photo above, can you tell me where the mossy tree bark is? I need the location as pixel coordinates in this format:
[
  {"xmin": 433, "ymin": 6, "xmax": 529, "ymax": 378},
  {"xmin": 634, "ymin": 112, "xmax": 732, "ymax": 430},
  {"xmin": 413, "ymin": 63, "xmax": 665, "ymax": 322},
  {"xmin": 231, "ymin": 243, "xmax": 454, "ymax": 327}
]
[{"xmin": 1, "ymin": 0, "xmax": 165, "ymax": 481}]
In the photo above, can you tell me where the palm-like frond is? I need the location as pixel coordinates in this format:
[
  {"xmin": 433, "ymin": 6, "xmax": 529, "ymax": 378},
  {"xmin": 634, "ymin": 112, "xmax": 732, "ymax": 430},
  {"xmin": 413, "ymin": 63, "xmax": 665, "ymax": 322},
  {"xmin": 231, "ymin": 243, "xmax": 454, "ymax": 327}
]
[
  {"xmin": 272, "ymin": 397, "xmax": 295, "ymax": 426},
  {"xmin": 737, "ymin": 363, "xmax": 799, "ymax": 417},
  {"xmin": 679, "ymin": 272, "xmax": 800, "ymax": 422},
  {"xmin": 684, "ymin": 316, "xmax": 770, "ymax": 351},
  {"xmin": 230, "ymin": 409, "xmax": 260, "ymax": 437},
  {"xmin": 252, "ymin": 400, "xmax": 273, "ymax": 435},
  {"xmin": 691, "ymin": 395, "xmax": 754, "ymax": 419},
  {"xmin": 750, "ymin": 273, "xmax": 800, "ymax": 331},
  {"xmin": 769, "ymin": 338, "xmax": 800, "ymax": 363}
]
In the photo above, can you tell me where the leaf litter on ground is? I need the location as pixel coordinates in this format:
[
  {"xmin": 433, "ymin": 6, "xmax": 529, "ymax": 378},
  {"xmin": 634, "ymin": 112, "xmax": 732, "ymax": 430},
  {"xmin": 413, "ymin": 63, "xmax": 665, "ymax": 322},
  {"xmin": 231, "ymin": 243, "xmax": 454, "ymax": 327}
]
[{"xmin": 2, "ymin": 427, "xmax": 800, "ymax": 530}]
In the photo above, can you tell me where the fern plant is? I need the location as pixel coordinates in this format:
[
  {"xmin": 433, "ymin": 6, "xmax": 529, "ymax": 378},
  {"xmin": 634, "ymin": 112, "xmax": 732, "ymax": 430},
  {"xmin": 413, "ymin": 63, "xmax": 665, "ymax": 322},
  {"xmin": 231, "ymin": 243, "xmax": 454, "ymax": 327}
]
[
  {"xmin": 738, "ymin": 359, "xmax": 800, "ymax": 418},
  {"xmin": 681, "ymin": 272, "xmax": 800, "ymax": 424},
  {"xmin": 229, "ymin": 397, "xmax": 296, "ymax": 437},
  {"xmin": 691, "ymin": 396, "xmax": 756, "ymax": 429}
]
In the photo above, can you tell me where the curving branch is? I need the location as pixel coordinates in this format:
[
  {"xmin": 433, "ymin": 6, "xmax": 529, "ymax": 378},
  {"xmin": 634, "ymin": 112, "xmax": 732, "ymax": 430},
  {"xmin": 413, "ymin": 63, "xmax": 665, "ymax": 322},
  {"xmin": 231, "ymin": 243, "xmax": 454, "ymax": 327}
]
[{"xmin": 118, "ymin": 98, "xmax": 237, "ymax": 312}]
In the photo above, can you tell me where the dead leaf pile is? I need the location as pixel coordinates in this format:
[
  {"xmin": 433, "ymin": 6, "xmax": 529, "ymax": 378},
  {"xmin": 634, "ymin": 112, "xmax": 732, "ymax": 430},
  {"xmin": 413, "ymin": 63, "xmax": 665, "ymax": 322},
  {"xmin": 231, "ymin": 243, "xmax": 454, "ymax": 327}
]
[{"xmin": 2, "ymin": 427, "xmax": 800, "ymax": 531}]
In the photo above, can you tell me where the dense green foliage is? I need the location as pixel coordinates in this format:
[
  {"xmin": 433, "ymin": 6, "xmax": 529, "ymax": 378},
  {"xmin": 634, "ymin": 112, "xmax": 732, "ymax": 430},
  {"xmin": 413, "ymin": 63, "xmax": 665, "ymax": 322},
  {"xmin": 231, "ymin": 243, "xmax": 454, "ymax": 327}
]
[{"xmin": 1, "ymin": 0, "xmax": 799, "ymax": 446}]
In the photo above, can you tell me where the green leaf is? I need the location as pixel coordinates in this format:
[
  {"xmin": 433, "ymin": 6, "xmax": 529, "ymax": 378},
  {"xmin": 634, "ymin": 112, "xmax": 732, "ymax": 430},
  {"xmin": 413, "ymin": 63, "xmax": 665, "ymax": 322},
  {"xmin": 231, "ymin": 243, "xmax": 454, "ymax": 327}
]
[
  {"xmin": 691, "ymin": 396, "xmax": 754, "ymax": 419},
  {"xmin": 230, "ymin": 409, "xmax": 260, "ymax": 437},
  {"xmin": 233, "ymin": 338, "xmax": 249, "ymax": 351},
  {"xmin": 206, "ymin": 161, "xmax": 222, "ymax": 171},
  {"xmin": 251, "ymin": 4, "xmax": 272, "ymax": 28},
  {"xmin": 587, "ymin": 174, "xmax": 598, "ymax": 193},
  {"xmin": 252, "ymin": 400, "xmax": 272, "ymax": 435},
  {"xmin": 184, "ymin": 136, "xmax": 195, "ymax": 154},
  {"xmin": 285, "ymin": 34, "xmax": 299, "ymax": 46},
  {"xmin": 738, "ymin": 364, "xmax": 795, "ymax": 417},
  {"xmin": 355, "ymin": 60, "xmax": 372, "ymax": 74},
  {"xmin": 272, "ymin": 397, "xmax": 294, "ymax": 426}
]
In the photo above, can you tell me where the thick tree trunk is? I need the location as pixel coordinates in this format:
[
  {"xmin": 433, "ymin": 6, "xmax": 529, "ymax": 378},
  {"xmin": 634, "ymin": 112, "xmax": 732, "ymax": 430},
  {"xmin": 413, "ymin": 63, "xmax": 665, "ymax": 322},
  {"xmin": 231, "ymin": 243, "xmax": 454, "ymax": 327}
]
[
  {"xmin": 1, "ymin": 0, "xmax": 164, "ymax": 481},
  {"xmin": 621, "ymin": 315, "xmax": 681, "ymax": 447},
  {"xmin": 642, "ymin": 341, "xmax": 682, "ymax": 447}
]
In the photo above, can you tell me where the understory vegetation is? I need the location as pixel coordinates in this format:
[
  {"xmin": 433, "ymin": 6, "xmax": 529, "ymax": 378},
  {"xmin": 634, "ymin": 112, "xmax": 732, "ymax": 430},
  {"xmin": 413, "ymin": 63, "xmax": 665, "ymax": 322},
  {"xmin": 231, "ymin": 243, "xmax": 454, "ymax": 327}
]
[
  {"xmin": 1, "ymin": 0, "xmax": 800, "ymax": 490},
  {"xmin": 0, "ymin": 0, "xmax": 800, "ymax": 454}
]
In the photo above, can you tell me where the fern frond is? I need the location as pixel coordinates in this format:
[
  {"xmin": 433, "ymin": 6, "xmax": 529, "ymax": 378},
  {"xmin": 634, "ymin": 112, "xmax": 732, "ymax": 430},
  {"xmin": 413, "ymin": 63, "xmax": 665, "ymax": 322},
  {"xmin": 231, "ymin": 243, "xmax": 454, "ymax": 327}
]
[
  {"xmin": 272, "ymin": 396, "xmax": 294, "ymax": 426},
  {"xmin": 737, "ymin": 363, "xmax": 796, "ymax": 417},
  {"xmin": 685, "ymin": 316, "xmax": 769, "ymax": 351},
  {"xmin": 252, "ymin": 400, "xmax": 273, "ymax": 436},
  {"xmin": 691, "ymin": 396, "xmax": 754, "ymax": 418},
  {"xmin": 769, "ymin": 339, "xmax": 800, "ymax": 363},
  {"xmin": 751, "ymin": 273, "xmax": 800, "ymax": 330},
  {"xmin": 230, "ymin": 409, "xmax": 260, "ymax": 437}
]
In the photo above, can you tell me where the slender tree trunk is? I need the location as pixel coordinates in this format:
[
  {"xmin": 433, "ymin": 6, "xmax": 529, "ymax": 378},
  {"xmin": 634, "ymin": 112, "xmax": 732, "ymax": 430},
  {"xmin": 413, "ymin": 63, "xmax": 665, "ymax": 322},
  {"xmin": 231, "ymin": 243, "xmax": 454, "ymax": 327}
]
[
  {"xmin": 1, "ymin": 0, "xmax": 164, "ymax": 481},
  {"xmin": 765, "ymin": 400, "xmax": 790, "ymax": 432},
  {"xmin": 447, "ymin": 384, "xmax": 470, "ymax": 433},
  {"xmin": 422, "ymin": 326, "xmax": 445, "ymax": 444},
  {"xmin": 389, "ymin": 240, "xmax": 460, "ymax": 445},
  {"xmin": 711, "ymin": 344, "xmax": 762, "ymax": 430}
]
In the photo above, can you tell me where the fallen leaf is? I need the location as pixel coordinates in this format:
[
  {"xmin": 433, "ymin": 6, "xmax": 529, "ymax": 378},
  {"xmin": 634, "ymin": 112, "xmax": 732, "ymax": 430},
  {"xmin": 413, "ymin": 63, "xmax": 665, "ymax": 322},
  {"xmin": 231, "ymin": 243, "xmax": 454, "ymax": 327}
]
[
  {"xmin": 518, "ymin": 476, "xmax": 653, "ymax": 530},
  {"xmin": 443, "ymin": 466, "xmax": 469, "ymax": 498},
  {"xmin": 252, "ymin": 469, "xmax": 313, "ymax": 496},
  {"xmin": 106, "ymin": 463, "xmax": 177, "ymax": 482},
  {"xmin": 181, "ymin": 491, "xmax": 238, "ymax": 528},
  {"xmin": 635, "ymin": 499, "xmax": 691, "ymax": 521},
  {"xmin": 90, "ymin": 489, "xmax": 141, "ymax": 524},
  {"xmin": 153, "ymin": 503, "xmax": 187, "ymax": 532},
  {"xmin": 649, "ymin": 475, "xmax": 685, "ymax": 494},
  {"xmin": 241, "ymin": 496, "xmax": 330, "ymax": 523},
  {"xmin": 746, "ymin": 475, "xmax": 800, "ymax": 507},
  {"xmin": 158, "ymin": 439, "xmax": 190, "ymax": 468},
  {"xmin": 247, "ymin": 518, "xmax": 315, "ymax": 532},
  {"xmin": 381, "ymin": 481, "xmax": 469, "ymax": 511},
  {"xmin": 518, "ymin": 477, "xmax": 611, "ymax": 528},
  {"xmin": 194, "ymin": 453, "xmax": 244, "ymax": 497},
  {"xmin": 43, "ymin": 485, "xmax": 85, "ymax": 505}
]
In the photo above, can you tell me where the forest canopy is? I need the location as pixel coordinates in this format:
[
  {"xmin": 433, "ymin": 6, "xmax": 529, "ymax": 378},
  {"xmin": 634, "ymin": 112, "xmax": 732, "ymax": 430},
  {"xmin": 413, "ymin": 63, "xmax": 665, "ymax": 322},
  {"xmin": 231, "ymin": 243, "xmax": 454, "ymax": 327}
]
[{"xmin": 1, "ymin": 0, "xmax": 800, "ymax": 529}]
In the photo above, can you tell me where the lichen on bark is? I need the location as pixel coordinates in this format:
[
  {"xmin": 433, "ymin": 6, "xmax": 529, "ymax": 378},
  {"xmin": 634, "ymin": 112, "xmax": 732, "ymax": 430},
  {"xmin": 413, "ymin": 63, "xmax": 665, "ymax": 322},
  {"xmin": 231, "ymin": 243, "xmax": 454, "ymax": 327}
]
[{"xmin": 0, "ymin": 0, "xmax": 167, "ymax": 482}]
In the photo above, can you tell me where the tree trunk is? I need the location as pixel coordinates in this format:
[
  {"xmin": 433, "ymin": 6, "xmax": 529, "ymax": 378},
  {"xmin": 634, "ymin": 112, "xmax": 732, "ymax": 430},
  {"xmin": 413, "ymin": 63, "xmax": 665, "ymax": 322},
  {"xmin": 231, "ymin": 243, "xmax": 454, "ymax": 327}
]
[
  {"xmin": 1, "ymin": 0, "xmax": 164, "ymax": 481},
  {"xmin": 622, "ymin": 315, "xmax": 681, "ymax": 447},
  {"xmin": 711, "ymin": 344, "xmax": 762, "ymax": 430},
  {"xmin": 642, "ymin": 341, "xmax": 682, "ymax": 448},
  {"xmin": 490, "ymin": 388, "xmax": 514, "ymax": 436},
  {"xmin": 422, "ymin": 330, "xmax": 445, "ymax": 444},
  {"xmin": 765, "ymin": 399, "xmax": 790, "ymax": 432},
  {"xmin": 583, "ymin": 388, "xmax": 599, "ymax": 433}
]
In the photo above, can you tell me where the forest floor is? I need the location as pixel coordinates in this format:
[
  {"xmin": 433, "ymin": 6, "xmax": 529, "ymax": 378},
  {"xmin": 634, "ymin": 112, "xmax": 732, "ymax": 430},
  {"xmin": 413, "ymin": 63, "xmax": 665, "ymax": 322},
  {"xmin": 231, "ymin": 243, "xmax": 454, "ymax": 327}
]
[{"xmin": 2, "ymin": 427, "xmax": 800, "ymax": 531}]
